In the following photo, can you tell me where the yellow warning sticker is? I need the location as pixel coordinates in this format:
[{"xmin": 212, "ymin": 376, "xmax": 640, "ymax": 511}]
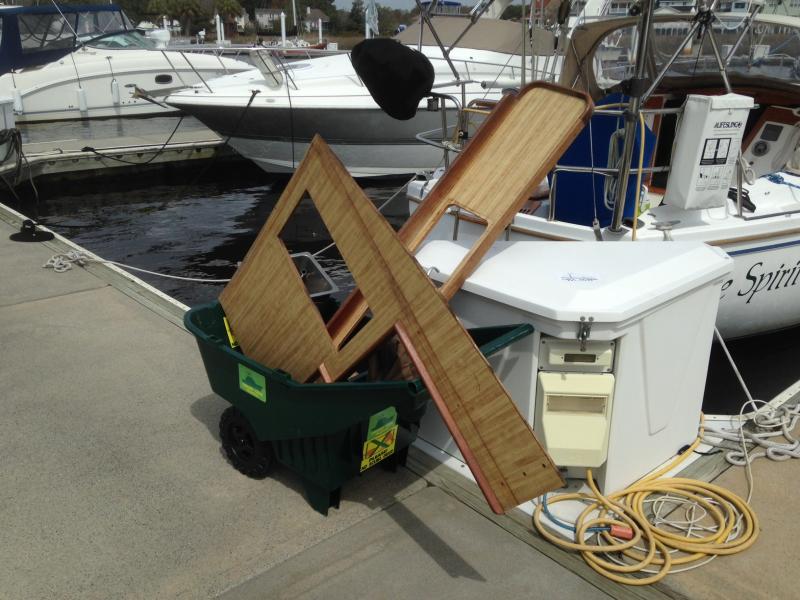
[{"xmin": 360, "ymin": 425, "xmax": 398, "ymax": 472}]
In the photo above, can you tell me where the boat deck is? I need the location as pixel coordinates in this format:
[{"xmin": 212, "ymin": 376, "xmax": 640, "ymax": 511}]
[{"xmin": 1, "ymin": 201, "xmax": 797, "ymax": 599}]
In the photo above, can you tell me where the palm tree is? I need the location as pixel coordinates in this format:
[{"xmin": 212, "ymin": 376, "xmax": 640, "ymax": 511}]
[{"xmin": 169, "ymin": 0, "xmax": 205, "ymax": 36}]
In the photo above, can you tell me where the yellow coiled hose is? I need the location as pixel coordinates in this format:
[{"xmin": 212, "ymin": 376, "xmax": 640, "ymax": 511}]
[{"xmin": 532, "ymin": 417, "xmax": 759, "ymax": 585}]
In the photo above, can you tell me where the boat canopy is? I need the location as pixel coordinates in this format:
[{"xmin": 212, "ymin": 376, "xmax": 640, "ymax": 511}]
[
  {"xmin": 394, "ymin": 16, "xmax": 533, "ymax": 56},
  {"xmin": 559, "ymin": 13, "xmax": 800, "ymax": 100},
  {"xmin": 0, "ymin": 3, "xmax": 134, "ymax": 75}
]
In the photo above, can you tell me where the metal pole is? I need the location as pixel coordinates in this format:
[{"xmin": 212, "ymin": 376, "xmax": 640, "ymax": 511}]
[
  {"xmin": 521, "ymin": 0, "xmax": 527, "ymax": 87},
  {"xmin": 440, "ymin": 96, "xmax": 450, "ymax": 169},
  {"xmin": 706, "ymin": 29, "xmax": 733, "ymax": 94},
  {"xmin": 725, "ymin": 4, "xmax": 763, "ymax": 64},
  {"xmin": 640, "ymin": 19, "xmax": 703, "ymax": 102},
  {"xmin": 413, "ymin": 0, "xmax": 460, "ymax": 80},
  {"xmin": 736, "ymin": 157, "xmax": 744, "ymax": 218},
  {"xmin": 608, "ymin": 0, "xmax": 655, "ymax": 233}
]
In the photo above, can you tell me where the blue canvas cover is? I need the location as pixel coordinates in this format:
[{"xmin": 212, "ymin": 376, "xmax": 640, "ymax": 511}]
[
  {"xmin": 0, "ymin": 4, "xmax": 133, "ymax": 76},
  {"xmin": 550, "ymin": 94, "xmax": 657, "ymax": 228}
]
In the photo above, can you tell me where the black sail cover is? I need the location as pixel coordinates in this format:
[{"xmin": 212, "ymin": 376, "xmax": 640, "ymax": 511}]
[{"xmin": 351, "ymin": 39, "xmax": 435, "ymax": 121}]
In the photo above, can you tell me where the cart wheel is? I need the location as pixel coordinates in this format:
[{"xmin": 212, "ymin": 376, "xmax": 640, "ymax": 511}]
[{"xmin": 219, "ymin": 407, "xmax": 273, "ymax": 479}]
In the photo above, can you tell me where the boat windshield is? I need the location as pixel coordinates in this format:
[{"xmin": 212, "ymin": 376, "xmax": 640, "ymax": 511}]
[
  {"xmin": 17, "ymin": 8, "xmax": 133, "ymax": 54},
  {"xmin": 593, "ymin": 15, "xmax": 800, "ymax": 90},
  {"xmin": 85, "ymin": 31, "xmax": 157, "ymax": 50}
]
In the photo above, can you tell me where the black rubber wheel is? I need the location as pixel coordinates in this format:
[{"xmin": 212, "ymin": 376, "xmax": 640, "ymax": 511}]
[{"xmin": 219, "ymin": 406, "xmax": 273, "ymax": 479}]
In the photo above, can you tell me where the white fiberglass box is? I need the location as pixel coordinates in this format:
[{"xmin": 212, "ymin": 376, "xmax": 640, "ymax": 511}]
[
  {"xmin": 414, "ymin": 240, "xmax": 732, "ymax": 494},
  {"xmin": 664, "ymin": 93, "xmax": 754, "ymax": 210}
]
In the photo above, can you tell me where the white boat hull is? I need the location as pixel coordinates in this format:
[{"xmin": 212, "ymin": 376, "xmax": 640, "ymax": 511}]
[
  {"xmin": 166, "ymin": 40, "xmax": 532, "ymax": 177},
  {"xmin": 408, "ymin": 171, "xmax": 800, "ymax": 339},
  {"xmin": 0, "ymin": 49, "xmax": 250, "ymax": 123},
  {"xmin": 228, "ymin": 136, "xmax": 448, "ymax": 178},
  {"xmin": 715, "ymin": 239, "xmax": 800, "ymax": 338}
]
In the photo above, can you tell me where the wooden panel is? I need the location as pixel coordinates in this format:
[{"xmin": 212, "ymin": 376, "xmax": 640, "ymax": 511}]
[
  {"xmin": 220, "ymin": 137, "xmax": 564, "ymax": 513},
  {"xmin": 327, "ymin": 82, "xmax": 593, "ymax": 346}
]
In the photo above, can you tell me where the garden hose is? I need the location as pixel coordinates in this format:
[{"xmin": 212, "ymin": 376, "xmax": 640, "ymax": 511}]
[{"xmin": 532, "ymin": 417, "xmax": 759, "ymax": 585}]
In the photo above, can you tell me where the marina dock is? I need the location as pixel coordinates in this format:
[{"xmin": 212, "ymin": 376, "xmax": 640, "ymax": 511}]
[
  {"xmin": 0, "ymin": 117, "xmax": 233, "ymax": 186},
  {"xmin": 2, "ymin": 201, "xmax": 799, "ymax": 599}
]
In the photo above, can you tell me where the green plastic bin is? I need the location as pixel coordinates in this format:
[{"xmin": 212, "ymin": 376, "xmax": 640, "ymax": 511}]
[{"xmin": 185, "ymin": 301, "xmax": 533, "ymax": 515}]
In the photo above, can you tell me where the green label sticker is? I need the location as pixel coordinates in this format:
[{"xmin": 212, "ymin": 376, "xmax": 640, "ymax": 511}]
[
  {"xmin": 238, "ymin": 364, "xmax": 267, "ymax": 402},
  {"xmin": 367, "ymin": 406, "xmax": 397, "ymax": 439}
]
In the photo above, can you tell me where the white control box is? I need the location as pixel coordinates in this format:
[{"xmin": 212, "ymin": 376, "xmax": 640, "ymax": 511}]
[
  {"xmin": 664, "ymin": 94, "xmax": 754, "ymax": 210},
  {"xmin": 535, "ymin": 371, "xmax": 615, "ymax": 468}
]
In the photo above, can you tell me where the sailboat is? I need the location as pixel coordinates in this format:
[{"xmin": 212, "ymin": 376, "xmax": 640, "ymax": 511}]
[{"xmin": 408, "ymin": 6, "xmax": 800, "ymax": 338}]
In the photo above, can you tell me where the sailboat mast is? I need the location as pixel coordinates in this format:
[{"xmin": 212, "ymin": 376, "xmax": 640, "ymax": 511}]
[{"xmin": 608, "ymin": 0, "xmax": 655, "ymax": 233}]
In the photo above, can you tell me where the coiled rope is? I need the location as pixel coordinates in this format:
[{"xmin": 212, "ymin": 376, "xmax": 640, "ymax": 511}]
[{"xmin": 704, "ymin": 400, "xmax": 800, "ymax": 465}]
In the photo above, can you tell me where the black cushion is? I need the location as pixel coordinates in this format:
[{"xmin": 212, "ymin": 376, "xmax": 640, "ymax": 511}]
[{"xmin": 351, "ymin": 39, "xmax": 435, "ymax": 121}]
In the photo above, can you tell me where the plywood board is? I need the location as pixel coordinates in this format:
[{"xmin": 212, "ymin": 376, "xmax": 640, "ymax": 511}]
[
  {"xmin": 220, "ymin": 137, "xmax": 564, "ymax": 513},
  {"xmin": 327, "ymin": 82, "xmax": 593, "ymax": 346}
]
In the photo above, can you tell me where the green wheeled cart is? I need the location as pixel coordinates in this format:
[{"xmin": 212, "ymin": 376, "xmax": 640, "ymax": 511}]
[{"xmin": 185, "ymin": 301, "xmax": 533, "ymax": 515}]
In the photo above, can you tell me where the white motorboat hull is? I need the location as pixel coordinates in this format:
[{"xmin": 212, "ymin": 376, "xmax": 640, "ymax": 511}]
[
  {"xmin": 228, "ymin": 136, "xmax": 446, "ymax": 178},
  {"xmin": 166, "ymin": 37, "xmax": 536, "ymax": 177},
  {"xmin": 0, "ymin": 49, "xmax": 250, "ymax": 123}
]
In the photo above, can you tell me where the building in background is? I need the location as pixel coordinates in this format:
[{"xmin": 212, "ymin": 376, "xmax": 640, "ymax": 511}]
[
  {"xmin": 255, "ymin": 8, "xmax": 284, "ymax": 32},
  {"xmin": 302, "ymin": 7, "xmax": 330, "ymax": 33}
]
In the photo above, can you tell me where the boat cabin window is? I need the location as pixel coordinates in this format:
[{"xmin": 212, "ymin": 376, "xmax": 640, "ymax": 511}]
[
  {"xmin": 18, "ymin": 13, "xmax": 75, "ymax": 54},
  {"xmin": 75, "ymin": 10, "xmax": 131, "ymax": 41},
  {"xmin": 86, "ymin": 31, "xmax": 156, "ymax": 50},
  {"xmin": 15, "ymin": 8, "xmax": 135, "ymax": 54},
  {"xmin": 593, "ymin": 18, "xmax": 800, "ymax": 91}
]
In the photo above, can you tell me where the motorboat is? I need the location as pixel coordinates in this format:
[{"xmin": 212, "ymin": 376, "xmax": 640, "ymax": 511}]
[
  {"xmin": 165, "ymin": 12, "xmax": 544, "ymax": 178},
  {"xmin": 407, "ymin": 8, "xmax": 800, "ymax": 339},
  {"xmin": 0, "ymin": 4, "xmax": 252, "ymax": 123}
]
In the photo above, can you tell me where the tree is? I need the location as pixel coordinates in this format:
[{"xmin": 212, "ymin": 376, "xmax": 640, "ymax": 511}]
[
  {"xmin": 215, "ymin": 0, "xmax": 243, "ymax": 19},
  {"xmin": 171, "ymin": 0, "xmax": 207, "ymax": 35},
  {"xmin": 349, "ymin": 0, "xmax": 364, "ymax": 31},
  {"xmin": 146, "ymin": 0, "xmax": 171, "ymax": 18}
]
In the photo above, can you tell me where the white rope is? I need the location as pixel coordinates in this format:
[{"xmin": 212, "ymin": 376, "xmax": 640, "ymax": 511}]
[
  {"xmin": 703, "ymin": 401, "xmax": 800, "ymax": 466},
  {"xmin": 43, "ymin": 250, "xmax": 232, "ymax": 283}
]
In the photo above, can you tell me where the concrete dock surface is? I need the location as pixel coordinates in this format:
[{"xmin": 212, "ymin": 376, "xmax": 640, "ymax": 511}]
[{"xmin": 1, "ymin": 208, "xmax": 797, "ymax": 600}]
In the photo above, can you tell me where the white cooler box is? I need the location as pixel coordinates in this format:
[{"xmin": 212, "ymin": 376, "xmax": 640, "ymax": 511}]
[{"xmin": 415, "ymin": 240, "xmax": 733, "ymax": 494}]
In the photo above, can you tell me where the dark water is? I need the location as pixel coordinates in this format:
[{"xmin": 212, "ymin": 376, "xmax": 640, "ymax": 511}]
[
  {"xmin": 15, "ymin": 167, "xmax": 409, "ymax": 306},
  {"xmin": 7, "ymin": 144, "xmax": 799, "ymax": 414}
]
